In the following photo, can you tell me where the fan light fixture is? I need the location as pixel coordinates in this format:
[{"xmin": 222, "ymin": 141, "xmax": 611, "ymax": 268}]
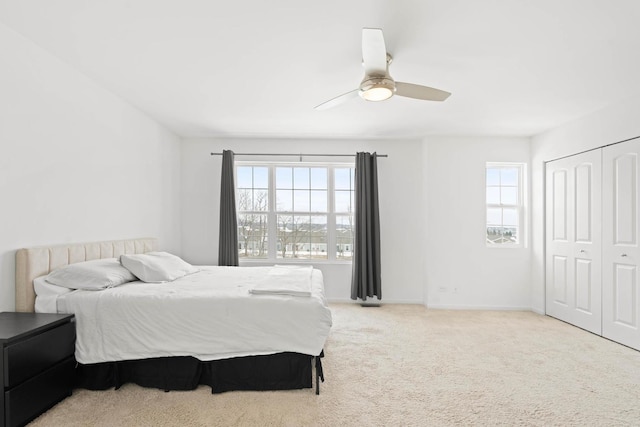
[{"xmin": 359, "ymin": 78, "xmax": 396, "ymax": 101}]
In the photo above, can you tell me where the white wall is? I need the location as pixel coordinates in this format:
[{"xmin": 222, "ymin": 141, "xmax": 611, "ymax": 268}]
[
  {"xmin": 424, "ymin": 136, "xmax": 531, "ymax": 309},
  {"xmin": 13, "ymin": 12, "xmax": 629, "ymax": 312},
  {"xmin": 181, "ymin": 138, "xmax": 425, "ymax": 303},
  {"xmin": 0, "ymin": 23, "xmax": 182, "ymax": 311},
  {"xmin": 530, "ymin": 94, "xmax": 640, "ymax": 313}
]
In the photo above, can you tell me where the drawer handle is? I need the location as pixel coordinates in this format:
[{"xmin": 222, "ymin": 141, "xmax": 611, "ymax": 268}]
[{"xmin": 622, "ymin": 254, "xmax": 628, "ymax": 257}]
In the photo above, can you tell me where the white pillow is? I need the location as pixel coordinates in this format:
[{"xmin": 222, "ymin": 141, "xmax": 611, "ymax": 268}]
[
  {"xmin": 119, "ymin": 252, "xmax": 199, "ymax": 283},
  {"xmin": 34, "ymin": 276, "xmax": 74, "ymax": 297},
  {"xmin": 34, "ymin": 276, "xmax": 74, "ymax": 313},
  {"xmin": 45, "ymin": 258, "xmax": 137, "ymax": 290}
]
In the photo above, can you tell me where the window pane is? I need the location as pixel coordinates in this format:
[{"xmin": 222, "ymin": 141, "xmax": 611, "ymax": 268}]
[
  {"xmin": 276, "ymin": 167, "xmax": 292, "ymax": 189},
  {"xmin": 294, "ymin": 168, "xmax": 309, "ymax": 189},
  {"xmin": 486, "ymin": 168, "xmax": 500, "ymax": 186},
  {"xmin": 253, "ymin": 167, "xmax": 268, "ymax": 188},
  {"xmin": 309, "ymin": 215, "xmax": 328, "ymax": 259},
  {"xmin": 486, "ymin": 227, "xmax": 518, "ymax": 244},
  {"xmin": 336, "ymin": 215, "xmax": 353, "ymax": 260},
  {"xmin": 311, "ymin": 168, "xmax": 327, "ymax": 189},
  {"xmin": 237, "ymin": 189, "xmax": 252, "ymax": 211},
  {"xmin": 487, "ymin": 208, "xmax": 502, "ymax": 225},
  {"xmin": 501, "ymin": 168, "xmax": 518, "ymax": 186},
  {"xmin": 294, "ymin": 189, "xmax": 310, "ymax": 211},
  {"xmin": 501, "ymin": 187, "xmax": 518, "ymax": 205},
  {"xmin": 486, "ymin": 187, "xmax": 500, "ymax": 204},
  {"xmin": 253, "ymin": 189, "xmax": 268, "ymax": 211},
  {"xmin": 503, "ymin": 208, "xmax": 518, "ymax": 226},
  {"xmin": 237, "ymin": 166, "xmax": 253, "ymax": 188},
  {"xmin": 276, "ymin": 189, "xmax": 292, "ymax": 211},
  {"xmin": 335, "ymin": 190, "xmax": 352, "ymax": 212},
  {"xmin": 486, "ymin": 227, "xmax": 500, "ymax": 244},
  {"xmin": 276, "ymin": 214, "xmax": 293, "ymax": 258},
  {"xmin": 238, "ymin": 214, "xmax": 268, "ymax": 258},
  {"xmin": 277, "ymin": 215, "xmax": 311, "ymax": 259},
  {"xmin": 335, "ymin": 168, "xmax": 352, "ymax": 190},
  {"xmin": 294, "ymin": 215, "xmax": 311, "ymax": 260},
  {"xmin": 310, "ymin": 190, "xmax": 327, "ymax": 212}
]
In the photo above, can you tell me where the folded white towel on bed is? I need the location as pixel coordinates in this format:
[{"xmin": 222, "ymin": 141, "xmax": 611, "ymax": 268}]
[{"xmin": 249, "ymin": 265, "xmax": 313, "ymax": 297}]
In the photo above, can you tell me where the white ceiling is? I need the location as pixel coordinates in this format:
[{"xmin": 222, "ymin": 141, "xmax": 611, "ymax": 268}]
[{"xmin": 2, "ymin": 0, "xmax": 640, "ymax": 139}]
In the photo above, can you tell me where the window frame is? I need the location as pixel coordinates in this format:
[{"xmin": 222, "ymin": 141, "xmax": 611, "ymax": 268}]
[
  {"xmin": 485, "ymin": 162, "xmax": 526, "ymax": 248},
  {"xmin": 235, "ymin": 161, "xmax": 355, "ymax": 264}
]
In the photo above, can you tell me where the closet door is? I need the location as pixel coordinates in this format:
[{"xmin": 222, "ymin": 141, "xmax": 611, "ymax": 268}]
[
  {"xmin": 546, "ymin": 150, "xmax": 602, "ymax": 334},
  {"xmin": 603, "ymin": 140, "xmax": 640, "ymax": 350}
]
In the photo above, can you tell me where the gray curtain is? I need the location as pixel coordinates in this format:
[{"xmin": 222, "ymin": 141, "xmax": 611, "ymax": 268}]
[
  {"xmin": 218, "ymin": 150, "xmax": 239, "ymax": 266},
  {"xmin": 351, "ymin": 152, "xmax": 381, "ymax": 300}
]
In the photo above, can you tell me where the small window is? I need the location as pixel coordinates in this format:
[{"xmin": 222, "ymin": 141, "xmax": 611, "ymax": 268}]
[{"xmin": 486, "ymin": 163, "xmax": 525, "ymax": 247}]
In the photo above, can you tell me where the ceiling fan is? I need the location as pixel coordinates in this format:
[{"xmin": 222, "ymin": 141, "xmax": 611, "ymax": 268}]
[{"xmin": 314, "ymin": 28, "xmax": 451, "ymax": 110}]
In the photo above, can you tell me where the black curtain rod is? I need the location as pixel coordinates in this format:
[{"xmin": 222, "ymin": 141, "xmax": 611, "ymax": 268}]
[{"xmin": 210, "ymin": 152, "xmax": 388, "ymax": 158}]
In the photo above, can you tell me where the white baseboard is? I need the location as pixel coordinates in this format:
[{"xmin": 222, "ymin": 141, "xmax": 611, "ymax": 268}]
[
  {"xmin": 328, "ymin": 299, "xmax": 536, "ymax": 311},
  {"xmin": 327, "ymin": 298, "xmax": 422, "ymax": 305},
  {"xmin": 426, "ymin": 304, "xmax": 533, "ymax": 311}
]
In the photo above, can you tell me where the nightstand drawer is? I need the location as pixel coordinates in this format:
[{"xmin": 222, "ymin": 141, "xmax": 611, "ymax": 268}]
[
  {"xmin": 4, "ymin": 357, "xmax": 74, "ymax": 427},
  {"xmin": 3, "ymin": 322, "xmax": 75, "ymax": 388}
]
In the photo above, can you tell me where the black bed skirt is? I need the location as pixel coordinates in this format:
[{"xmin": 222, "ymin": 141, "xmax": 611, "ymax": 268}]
[{"xmin": 75, "ymin": 352, "xmax": 313, "ymax": 393}]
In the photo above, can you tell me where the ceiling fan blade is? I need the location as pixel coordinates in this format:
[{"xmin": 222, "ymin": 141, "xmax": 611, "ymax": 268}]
[
  {"xmin": 362, "ymin": 28, "xmax": 388, "ymax": 76},
  {"xmin": 395, "ymin": 82, "xmax": 451, "ymax": 102},
  {"xmin": 314, "ymin": 89, "xmax": 360, "ymax": 110}
]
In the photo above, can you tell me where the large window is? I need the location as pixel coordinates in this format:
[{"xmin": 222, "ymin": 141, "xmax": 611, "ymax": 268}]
[
  {"xmin": 486, "ymin": 163, "xmax": 525, "ymax": 246},
  {"xmin": 236, "ymin": 163, "xmax": 355, "ymax": 261}
]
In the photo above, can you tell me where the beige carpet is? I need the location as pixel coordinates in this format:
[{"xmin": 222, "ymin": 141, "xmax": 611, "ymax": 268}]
[{"xmin": 30, "ymin": 304, "xmax": 640, "ymax": 426}]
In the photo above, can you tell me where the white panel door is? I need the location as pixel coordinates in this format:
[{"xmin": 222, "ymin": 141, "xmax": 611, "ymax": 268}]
[
  {"xmin": 546, "ymin": 150, "xmax": 602, "ymax": 334},
  {"xmin": 603, "ymin": 140, "xmax": 640, "ymax": 350}
]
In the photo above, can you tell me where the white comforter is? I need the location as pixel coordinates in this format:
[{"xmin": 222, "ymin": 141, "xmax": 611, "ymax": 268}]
[{"xmin": 56, "ymin": 266, "xmax": 332, "ymax": 364}]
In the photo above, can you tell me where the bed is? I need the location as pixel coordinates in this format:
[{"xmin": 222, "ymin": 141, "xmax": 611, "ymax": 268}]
[{"xmin": 15, "ymin": 238, "xmax": 332, "ymax": 394}]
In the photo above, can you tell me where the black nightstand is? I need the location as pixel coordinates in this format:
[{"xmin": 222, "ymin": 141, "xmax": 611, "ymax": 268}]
[{"xmin": 0, "ymin": 312, "xmax": 75, "ymax": 427}]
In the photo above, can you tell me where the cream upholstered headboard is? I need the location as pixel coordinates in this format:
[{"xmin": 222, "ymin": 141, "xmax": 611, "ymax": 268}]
[{"xmin": 15, "ymin": 238, "xmax": 157, "ymax": 313}]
